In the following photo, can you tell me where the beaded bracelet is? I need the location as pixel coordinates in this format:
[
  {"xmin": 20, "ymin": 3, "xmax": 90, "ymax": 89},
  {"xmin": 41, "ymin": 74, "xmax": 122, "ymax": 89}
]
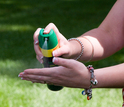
[
  {"xmin": 82, "ymin": 65, "xmax": 98, "ymax": 100},
  {"xmin": 68, "ymin": 38, "xmax": 84, "ymax": 60}
]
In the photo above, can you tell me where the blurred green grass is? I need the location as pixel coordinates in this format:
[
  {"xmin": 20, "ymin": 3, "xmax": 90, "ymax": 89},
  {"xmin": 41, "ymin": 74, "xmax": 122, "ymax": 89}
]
[{"xmin": 0, "ymin": 0, "xmax": 123, "ymax": 107}]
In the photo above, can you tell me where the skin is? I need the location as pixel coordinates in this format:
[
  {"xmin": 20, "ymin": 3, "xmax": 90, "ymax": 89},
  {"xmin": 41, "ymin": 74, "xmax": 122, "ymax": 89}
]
[{"xmin": 19, "ymin": 0, "xmax": 124, "ymax": 89}]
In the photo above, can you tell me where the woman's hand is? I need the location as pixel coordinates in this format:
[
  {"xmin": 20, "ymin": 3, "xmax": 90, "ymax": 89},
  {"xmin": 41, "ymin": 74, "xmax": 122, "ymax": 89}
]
[
  {"xmin": 34, "ymin": 23, "xmax": 71, "ymax": 64},
  {"xmin": 18, "ymin": 57, "xmax": 90, "ymax": 89}
]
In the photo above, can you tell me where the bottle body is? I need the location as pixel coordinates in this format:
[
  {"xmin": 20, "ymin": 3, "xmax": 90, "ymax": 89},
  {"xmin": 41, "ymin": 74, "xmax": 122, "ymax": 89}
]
[{"xmin": 38, "ymin": 29, "xmax": 63, "ymax": 91}]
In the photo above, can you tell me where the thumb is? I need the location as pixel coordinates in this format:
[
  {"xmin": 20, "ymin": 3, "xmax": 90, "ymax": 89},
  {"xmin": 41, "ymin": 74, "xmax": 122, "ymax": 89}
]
[
  {"xmin": 52, "ymin": 45, "xmax": 69, "ymax": 58},
  {"xmin": 52, "ymin": 57, "xmax": 76, "ymax": 69}
]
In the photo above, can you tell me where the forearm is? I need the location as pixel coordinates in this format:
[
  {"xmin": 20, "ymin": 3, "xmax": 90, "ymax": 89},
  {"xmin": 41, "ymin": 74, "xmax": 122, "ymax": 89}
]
[
  {"xmin": 93, "ymin": 63, "xmax": 124, "ymax": 88},
  {"xmin": 78, "ymin": 27, "xmax": 121, "ymax": 61}
]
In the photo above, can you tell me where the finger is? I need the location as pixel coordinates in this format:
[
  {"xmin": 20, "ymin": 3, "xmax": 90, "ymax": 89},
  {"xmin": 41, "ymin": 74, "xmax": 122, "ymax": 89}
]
[
  {"xmin": 52, "ymin": 57, "xmax": 77, "ymax": 69},
  {"xmin": 21, "ymin": 73, "xmax": 55, "ymax": 85},
  {"xmin": 36, "ymin": 55, "xmax": 43, "ymax": 64},
  {"xmin": 31, "ymin": 80, "xmax": 45, "ymax": 84},
  {"xmin": 18, "ymin": 72, "xmax": 24, "ymax": 76},
  {"xmin": 33, "ymin": 28, "xmax": 41, "ymax": 42},
  {"xmin": 21, "ymin": 77, "xmax": 45, "ymax": 84},
  {"xmin": 33, "ymin": 28, "xmax": 43, "ymax": 59},
  {"xmin": 44, "ymin": 23, "xmax": 64, "ymax": 42},
  {"xmin": 21, "ymin": 77, "xmax": 32, "ymax": 81},
  {"xmin": 31, "ymin": 79, "xmax": 61, "ymax": 86},
  {"xmin": 29, "ymin": 76, "xmax": 63, "ymax": 86},
  {"xmin": 23, "ymin": 68, "xmax": 54, "ymax": 76},
  {"xmin": 52, "ymin": 45, "xmax": 69, "ymax": 57},
  {"xmin": 21, "ymin": 74, "xmax": 45, "ymax": 82},
  {"xmin": 44, "ymin": 23, "xmax": 60, "ymax": 35}
]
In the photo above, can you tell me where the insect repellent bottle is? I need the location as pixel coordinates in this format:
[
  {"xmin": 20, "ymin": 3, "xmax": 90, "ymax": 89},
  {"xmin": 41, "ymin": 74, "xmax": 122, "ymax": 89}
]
[{"xmin": 38, "ymin": 29, "xmax": 63, "ymax": 91}]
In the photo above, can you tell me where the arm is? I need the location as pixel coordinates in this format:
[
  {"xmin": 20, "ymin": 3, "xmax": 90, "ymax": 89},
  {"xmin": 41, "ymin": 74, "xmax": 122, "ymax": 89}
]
[
  {"xmin": 19, "ymin": 0, "xmax": 124, "ymax": 90},
  {"xmin": 34, "ymin": 1, "xmax": 124, "ymax": 63},
  {"xmin": 69, "ymin": 0, "xmax": 124, "ymax": 61},
  {"xmin": 94, "ymin": 63, "xmax": 124, "ymax": 88},
  {"xmin": 19, "ymin": 57, "xmax": 124, "ymax": 88}
]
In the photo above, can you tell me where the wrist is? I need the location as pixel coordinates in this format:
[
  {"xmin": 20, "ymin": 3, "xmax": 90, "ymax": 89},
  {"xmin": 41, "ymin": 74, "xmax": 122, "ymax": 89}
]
[
  {"xmin": 68, "ymin": 38, "xmax": 83, "ymax": 60},
  {"xmin": 68, "ymin": 37, "xmax": 94, "ymax": 62}
]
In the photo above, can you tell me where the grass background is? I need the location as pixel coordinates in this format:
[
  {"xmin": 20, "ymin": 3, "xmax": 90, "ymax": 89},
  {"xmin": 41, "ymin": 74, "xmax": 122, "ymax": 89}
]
[{"xmin": 0, "ymin": 0, "xmax": 124, "ymax": 107}]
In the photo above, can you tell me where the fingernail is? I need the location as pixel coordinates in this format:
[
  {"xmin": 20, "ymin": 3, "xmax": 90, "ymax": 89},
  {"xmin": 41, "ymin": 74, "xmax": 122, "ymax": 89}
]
[
  {"xmin": 39, "ymin": 55, "xmax": 43, "ymax": 60},
  {"xmin": 18, "ymin": 75, "xmax": 20, "ymax": 77},
  {"xmin": 21, "ymin": 77, "xmax": 23, "ymax": 80},
  {"xmin": 52, "ymin": 57, "xmax": 58, "ymax": 63},
  {"xmin": 40, "ymin": 61, "xmax": 43, "ymax": 64},
  {"xmin": 34, "ymin": 40, "xmax": 39, "ymax": 45},
  {"xmin": 52, "ymin": 51, "xmax": 56, "ymax": 56},
  {"xmin": 44, "ymin": 30, "xmax": 48, "ymax": 34}
]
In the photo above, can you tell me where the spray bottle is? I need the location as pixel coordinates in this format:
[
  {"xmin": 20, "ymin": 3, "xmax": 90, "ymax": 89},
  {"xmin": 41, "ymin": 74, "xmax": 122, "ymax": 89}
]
[{"xmin": 38, "ymin": 29, "xmax": 63, "ymax": 91}]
